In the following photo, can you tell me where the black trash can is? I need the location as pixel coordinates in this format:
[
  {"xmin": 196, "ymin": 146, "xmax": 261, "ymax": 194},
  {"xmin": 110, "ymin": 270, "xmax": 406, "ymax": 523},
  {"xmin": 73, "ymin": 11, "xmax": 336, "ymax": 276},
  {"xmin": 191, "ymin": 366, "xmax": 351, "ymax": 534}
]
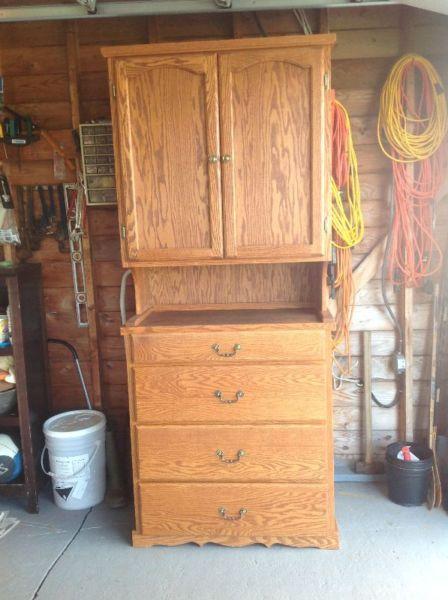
[{"xmin": 385, "ymin": 441, "xmax": 433, "ymax": 506}]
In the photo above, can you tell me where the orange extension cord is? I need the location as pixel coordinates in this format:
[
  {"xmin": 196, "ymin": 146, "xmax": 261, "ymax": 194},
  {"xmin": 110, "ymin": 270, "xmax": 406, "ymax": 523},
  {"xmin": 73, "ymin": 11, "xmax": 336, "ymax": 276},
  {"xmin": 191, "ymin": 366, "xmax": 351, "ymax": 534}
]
[
  {"xmin": 331, "ymin": 98, "xmax": 362, "ymax": 362},
  {"xmin": 378, "ymin": 55, "xmax": 448, "ymax": 287}
]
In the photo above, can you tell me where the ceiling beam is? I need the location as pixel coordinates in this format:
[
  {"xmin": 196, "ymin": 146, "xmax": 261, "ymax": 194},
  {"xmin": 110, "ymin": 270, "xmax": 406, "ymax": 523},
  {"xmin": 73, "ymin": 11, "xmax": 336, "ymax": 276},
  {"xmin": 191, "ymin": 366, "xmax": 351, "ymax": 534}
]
[{"xmin": 0, "ymin": 0, "xmax": 446, "ymax": 22}]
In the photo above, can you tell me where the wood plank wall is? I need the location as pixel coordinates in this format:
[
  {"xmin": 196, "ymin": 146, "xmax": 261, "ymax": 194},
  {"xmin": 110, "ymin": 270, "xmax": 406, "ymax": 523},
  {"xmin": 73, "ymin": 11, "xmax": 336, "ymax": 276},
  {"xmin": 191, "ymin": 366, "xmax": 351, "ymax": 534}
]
[{"xmin": 0, "ymin": 6, "xmax": 447, "ymax": 465}]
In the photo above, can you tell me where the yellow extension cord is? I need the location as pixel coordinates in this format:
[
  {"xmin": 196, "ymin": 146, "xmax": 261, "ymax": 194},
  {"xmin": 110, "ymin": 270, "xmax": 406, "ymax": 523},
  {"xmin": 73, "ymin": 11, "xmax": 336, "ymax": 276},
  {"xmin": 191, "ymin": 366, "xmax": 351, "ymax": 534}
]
[
  {"xmin": 377, "ymin": 53, "xmax": 448, "ymax": 162},
  {"xmin": 331, "ymin": 100, "xmax": 364, "ymax": 249}
]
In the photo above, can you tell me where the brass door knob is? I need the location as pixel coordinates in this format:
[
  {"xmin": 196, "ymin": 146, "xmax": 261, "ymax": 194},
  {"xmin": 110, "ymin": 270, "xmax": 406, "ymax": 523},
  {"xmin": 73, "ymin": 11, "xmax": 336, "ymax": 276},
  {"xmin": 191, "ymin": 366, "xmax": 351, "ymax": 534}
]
[
  {"xmin": 220, "ymin": 154, "xmax": 232, "ymax": 163},
  {"xmin": 208, "ymin": 155, "xmax": 219, "ymax": 164}
]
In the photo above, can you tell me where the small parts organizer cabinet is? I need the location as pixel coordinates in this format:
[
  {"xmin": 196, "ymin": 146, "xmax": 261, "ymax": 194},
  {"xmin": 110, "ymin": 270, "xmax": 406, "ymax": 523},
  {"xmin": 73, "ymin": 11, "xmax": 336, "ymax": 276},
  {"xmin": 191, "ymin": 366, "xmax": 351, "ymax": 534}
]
[{"xmin": 103, "ymin": 34, "xmax": 339, "ymax": 549}]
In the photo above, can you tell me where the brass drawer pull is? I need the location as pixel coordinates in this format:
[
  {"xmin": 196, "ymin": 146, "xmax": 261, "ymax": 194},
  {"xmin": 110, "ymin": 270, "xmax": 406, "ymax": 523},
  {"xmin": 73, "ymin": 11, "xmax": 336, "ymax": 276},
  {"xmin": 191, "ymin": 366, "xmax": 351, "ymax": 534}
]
[
  {"xmin": 211, "ymin": 343, "xmax": 241, "ymax": 357},
  {"xmin": 216, "ymin": 449, "xmax": 245, "ymax": 463},
  {"xmin": 214, "ymin": 389, "xmax": 244, "ymax": 404},
  {"xmin": 218, "ymin": 507, "xmax": 247, "ymax": 521},
  {"xmin": 220, "ymin": 154, "xmax": 232, "ymax": 163}
]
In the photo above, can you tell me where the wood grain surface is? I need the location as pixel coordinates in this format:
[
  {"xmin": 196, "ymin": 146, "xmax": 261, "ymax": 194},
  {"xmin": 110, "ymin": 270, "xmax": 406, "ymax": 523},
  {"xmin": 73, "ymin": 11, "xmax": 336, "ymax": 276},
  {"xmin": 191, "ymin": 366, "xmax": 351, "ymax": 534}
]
[
  {"xmin": 132, "ymin": 262, "xmax": 316, "ymax": 312},
  {"xmin": 130, "ymin": 327, "xmax": 326, "ymax": 363},
  {"xmin": 132, "ymin": 530, "xmax": 339, "ymax": 549},
  {"xmin": 114, "ymin": 53, "xmax": 223, "ymax": 261},
  {"xmin": 136, "ymin": 424, "xmax": 326, "ymax": 482},
  {"xmin": 132, "ymin": 363, "xmax": 327, "ymax": 424},
  {"xmin": 219, "ymin": 47, "xmax": 324, "ymax": 259},
  {"xmin": 138, "ymin": 482, "xmax": 331, "ymax": 538}
]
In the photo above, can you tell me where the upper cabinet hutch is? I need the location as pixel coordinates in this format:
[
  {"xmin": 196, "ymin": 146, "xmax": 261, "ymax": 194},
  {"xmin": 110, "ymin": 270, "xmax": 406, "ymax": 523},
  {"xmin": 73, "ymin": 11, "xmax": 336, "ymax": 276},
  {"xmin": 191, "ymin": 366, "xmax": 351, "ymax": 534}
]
[{"xmin": 103, "ymin": 34, "xmax": 339, "ymax": 549}]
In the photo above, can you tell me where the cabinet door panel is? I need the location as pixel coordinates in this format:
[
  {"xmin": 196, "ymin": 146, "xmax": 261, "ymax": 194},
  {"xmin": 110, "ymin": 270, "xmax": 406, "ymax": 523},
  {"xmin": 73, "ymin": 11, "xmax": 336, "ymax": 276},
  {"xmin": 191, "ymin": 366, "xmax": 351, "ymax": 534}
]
[
  {"xmin": 114, "ymin": 54, "xmax": 223, "ymax": 263},
  {"xmin": 219, "ymin": 47, "xmax": 327, "ymax": 259}
]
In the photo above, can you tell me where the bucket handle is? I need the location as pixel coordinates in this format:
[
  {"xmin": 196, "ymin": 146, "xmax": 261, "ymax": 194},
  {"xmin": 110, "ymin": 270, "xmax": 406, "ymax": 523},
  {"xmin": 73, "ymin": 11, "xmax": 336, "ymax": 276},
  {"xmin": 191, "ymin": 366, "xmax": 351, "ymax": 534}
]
[{"xmin": 40, "ymin": 440, "xmax": 101, "ymax": 479}]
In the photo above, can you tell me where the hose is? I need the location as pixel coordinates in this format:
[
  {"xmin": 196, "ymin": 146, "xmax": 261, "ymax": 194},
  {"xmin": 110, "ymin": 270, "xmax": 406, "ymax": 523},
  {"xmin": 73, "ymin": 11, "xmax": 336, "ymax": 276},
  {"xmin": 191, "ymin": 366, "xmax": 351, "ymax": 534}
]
[{"xmin": 47, "ymin": 338, "xmax": 92, "ymax": 410}]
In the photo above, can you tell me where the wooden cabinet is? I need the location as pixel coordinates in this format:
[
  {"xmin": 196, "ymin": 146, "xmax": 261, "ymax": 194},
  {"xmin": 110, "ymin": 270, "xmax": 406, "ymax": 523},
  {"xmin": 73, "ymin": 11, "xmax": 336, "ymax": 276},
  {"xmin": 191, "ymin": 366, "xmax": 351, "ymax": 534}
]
[
  {"xmin": 114, "ymin": 53, "xmax": 223, "ymax": 262},
  {"xmin": 105, "ymin": 35, "xmax": 334, "ymax": 267},
  {"xmin": 103, "ymin": 34, "xmax": 338, "ymax": 550},
  {"xmin": 219, "ymin": 47, "xmax": 328, "ymax": 259},
  {"xmin": 123, "ymin": 309, "xmax": 339, "ymax": 549}
]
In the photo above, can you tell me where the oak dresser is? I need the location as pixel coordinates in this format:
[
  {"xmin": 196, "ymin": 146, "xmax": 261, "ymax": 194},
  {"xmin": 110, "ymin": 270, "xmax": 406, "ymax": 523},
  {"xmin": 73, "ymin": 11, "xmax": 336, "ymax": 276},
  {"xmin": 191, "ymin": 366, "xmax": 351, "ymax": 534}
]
[{"xmin": 102, "ymin": 33, "xmax": 339, "ymax": 549}]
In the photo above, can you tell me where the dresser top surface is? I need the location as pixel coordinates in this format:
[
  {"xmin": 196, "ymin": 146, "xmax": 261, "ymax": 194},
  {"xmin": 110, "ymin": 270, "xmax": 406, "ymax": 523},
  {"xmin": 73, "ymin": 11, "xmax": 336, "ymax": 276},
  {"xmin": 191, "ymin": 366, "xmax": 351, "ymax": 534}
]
[{"xmin": 124, "ymin": 308, "xmax": 333, "ymax": 333}]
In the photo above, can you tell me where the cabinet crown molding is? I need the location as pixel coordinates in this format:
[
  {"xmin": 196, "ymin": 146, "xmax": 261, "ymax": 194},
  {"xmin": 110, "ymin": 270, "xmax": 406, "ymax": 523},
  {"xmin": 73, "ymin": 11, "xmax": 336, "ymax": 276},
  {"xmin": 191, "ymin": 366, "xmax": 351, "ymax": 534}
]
[{"xmin": 101, "ymin": 33, "xmax": 336, "ymax": 58}]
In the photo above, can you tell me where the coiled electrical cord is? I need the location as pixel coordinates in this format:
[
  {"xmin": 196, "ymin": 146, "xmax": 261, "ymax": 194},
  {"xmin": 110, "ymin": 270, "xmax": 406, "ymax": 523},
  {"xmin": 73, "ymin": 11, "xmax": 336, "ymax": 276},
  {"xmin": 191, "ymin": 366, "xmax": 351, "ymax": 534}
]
[
  {"xmin": 377, "ymin": 54, "xmax": 448, "ymax": 163},
  {"xmin": 378, "ymin": 53, "xmax": 448, "ymax": 287}
]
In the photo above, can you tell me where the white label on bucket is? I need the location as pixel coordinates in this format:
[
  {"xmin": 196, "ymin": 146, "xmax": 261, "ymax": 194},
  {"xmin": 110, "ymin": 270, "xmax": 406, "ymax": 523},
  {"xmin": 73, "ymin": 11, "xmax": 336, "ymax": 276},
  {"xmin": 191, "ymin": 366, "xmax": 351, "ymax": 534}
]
[
  {"xmin": 52, "ymin": 454, "xmax": 90, "ymax": 479},
  {"xmin": 72, "ymin": 479, "xmax": 88, "ymax": 500}
]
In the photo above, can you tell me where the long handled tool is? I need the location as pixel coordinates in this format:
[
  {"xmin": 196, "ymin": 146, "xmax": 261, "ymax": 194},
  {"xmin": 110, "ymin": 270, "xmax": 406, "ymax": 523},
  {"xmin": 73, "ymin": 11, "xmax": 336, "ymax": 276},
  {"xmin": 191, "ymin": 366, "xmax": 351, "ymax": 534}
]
[
  {"xmin": 355, "ymin": 331, "xmax": 384, "ymax": 474},
  {"xmin": 428, "ymin": 284, "xmax": 443, "ymax": 509}
]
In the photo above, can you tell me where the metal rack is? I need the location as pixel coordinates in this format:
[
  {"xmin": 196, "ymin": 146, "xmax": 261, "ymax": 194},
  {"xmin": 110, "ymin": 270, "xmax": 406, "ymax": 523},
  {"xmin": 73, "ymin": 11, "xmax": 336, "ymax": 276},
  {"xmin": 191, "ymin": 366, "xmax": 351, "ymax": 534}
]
[{"xmin": 79, "ymin": 122, "xmax": 116, "ymax": 206}]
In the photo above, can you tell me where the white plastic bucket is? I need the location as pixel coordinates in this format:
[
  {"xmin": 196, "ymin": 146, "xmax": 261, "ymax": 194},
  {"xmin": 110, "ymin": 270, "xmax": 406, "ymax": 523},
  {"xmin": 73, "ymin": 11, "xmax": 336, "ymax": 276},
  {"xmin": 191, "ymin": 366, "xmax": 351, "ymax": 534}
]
[{"xmin": 41, "ymin": 410, "xmax": 106, "ymax": 510}]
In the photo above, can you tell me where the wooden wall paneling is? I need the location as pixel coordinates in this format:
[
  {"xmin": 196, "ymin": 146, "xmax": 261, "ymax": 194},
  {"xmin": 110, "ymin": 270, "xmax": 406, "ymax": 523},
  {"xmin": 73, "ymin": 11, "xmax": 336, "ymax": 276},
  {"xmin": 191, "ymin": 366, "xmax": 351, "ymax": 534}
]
[
  {"xmin": 78, "ymin": 17, "xmax": 149, "ymax": 122},
  {"xmin": 148, "ymin": 14, "xmax": 234, "ymax": 42},
  {"xmin": 88, "ymin": 204, "xmax": 127, "ymax": 414},
  {"xmin": 334, "ymin": 429, "xmax": 425, "ymax": 459},
  {"xmin": 29, "ymin": 245, "xmax": 92, "ymax": 412},
  {"xmin": 0, "ymin": 21, "xmax": 67, "ymax": 47},
  {"xmin": 328, "ymin": 6, "xmax": 401, "ymax": 31},
  {"xmin": 66, "ymin": 21, "xmax": 103, "ymax": 409}
]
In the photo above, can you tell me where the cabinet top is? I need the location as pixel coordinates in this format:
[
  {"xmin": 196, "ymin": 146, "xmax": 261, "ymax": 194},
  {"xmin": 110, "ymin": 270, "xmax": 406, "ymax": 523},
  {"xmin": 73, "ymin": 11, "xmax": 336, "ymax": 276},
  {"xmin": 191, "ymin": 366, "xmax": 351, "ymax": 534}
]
[{"xmin": 101, "ymin": 33, "xmax": 336, "ymax": 59}]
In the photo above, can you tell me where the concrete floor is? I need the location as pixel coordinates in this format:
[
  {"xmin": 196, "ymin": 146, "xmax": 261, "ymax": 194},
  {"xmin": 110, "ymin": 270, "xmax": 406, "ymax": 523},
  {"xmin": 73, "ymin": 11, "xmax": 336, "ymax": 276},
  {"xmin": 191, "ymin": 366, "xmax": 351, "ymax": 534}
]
[{"xmin": 0, "ymin": 483, "xmax": 447, "ymax": 600}]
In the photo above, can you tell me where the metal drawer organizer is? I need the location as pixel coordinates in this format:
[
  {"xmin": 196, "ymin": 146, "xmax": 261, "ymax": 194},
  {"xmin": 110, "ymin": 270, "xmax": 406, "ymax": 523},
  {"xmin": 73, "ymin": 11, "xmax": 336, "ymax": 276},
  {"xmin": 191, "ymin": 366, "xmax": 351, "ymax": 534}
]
[{"xmin": 79, "ymin": 122, "xmax": 116, "ymax": 206}]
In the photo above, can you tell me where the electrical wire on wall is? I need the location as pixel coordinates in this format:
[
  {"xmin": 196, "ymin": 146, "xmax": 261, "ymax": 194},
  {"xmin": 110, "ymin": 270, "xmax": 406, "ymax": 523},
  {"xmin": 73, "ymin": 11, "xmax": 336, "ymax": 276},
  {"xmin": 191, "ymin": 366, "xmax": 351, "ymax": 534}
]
[
  {"xmin": 377, "ymin": 53, "xmax": 448, "ymax": 288},
  {"xmin": 331, "ymin": 98, "xmax": 364, "ymax": 372},
  {"xmin": 370, "ymin": 54, "xmax": 448, "ymax": 408}
]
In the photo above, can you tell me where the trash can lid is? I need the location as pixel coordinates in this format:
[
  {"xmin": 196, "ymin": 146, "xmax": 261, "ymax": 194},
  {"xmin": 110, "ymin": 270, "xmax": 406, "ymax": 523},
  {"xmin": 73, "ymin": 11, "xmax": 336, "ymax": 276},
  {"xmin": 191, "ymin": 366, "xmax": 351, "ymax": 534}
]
[{"xmin": 43, "ymin": 410, "xmax": 106, "ymax": 438}]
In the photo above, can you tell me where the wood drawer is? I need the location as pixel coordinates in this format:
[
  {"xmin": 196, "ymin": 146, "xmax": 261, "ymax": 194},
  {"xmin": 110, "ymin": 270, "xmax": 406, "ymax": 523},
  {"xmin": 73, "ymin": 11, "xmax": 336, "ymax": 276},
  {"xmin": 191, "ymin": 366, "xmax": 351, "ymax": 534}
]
[
  {"xmin": 136, "ymin": 424, "xmax": 327, "ymax": 482},
  {"xmin": 133, "ymin": 364, "xmax": 327, "ymax": 423},
  {"xmin": 130, "ymin": 329, "xmax": 326, "ymax": 364},
  {"xmin": 138, "ymin": 483, "xmax": 331, "ymax": 538}
]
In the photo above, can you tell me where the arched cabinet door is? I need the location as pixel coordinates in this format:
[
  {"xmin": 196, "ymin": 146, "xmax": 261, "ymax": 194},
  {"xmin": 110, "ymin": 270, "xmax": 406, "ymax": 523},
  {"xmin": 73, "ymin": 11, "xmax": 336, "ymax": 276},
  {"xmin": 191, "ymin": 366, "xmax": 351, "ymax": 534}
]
[
  {"xmin": 114, "ymin": 54, "xmax": 223, "ymax": 264},
  {"xmin": 218, "ymin": 47, "xmax": 329, "ymax": 260}
]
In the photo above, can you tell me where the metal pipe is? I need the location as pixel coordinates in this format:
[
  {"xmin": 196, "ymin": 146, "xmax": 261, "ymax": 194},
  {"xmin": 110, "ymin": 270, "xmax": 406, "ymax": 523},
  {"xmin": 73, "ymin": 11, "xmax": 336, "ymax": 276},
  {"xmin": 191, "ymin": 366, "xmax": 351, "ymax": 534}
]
[
  {"xmin": 120, "ymin": 269, "xmax": 132, "ymax": 326},
  {"xmin": 47, "ymin": 338, "xmax": 93, "ymax": 410},
  {"xmin": 0, "ymin": 0, "xmax": 401, "ymax": 22}
]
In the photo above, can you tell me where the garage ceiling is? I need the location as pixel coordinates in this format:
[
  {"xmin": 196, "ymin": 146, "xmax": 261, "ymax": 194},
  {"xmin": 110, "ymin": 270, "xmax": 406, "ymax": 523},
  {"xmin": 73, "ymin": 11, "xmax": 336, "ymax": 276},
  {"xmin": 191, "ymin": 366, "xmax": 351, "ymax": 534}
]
[{"xmin": 0, "ymin": 0, "xmax": 447, "ymax": 21}]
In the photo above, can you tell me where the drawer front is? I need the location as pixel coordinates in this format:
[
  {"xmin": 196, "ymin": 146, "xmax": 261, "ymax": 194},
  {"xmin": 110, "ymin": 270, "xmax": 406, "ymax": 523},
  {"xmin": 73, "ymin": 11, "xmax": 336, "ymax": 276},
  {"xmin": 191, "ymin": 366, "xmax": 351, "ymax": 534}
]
[
  {"xmin": 139, "ymin": 483, "xmax": 330, "ymax": 537},
  {"xmin": 130, "ymin": 329, "xmax": 326, "ymax": 364},
  {"xmin": 136, "ymin": 425, "xmax": 327, "ymax": 482},
  {"xmin": 133, "ymin": 364, "xmax": 327, "ymax": 423}
]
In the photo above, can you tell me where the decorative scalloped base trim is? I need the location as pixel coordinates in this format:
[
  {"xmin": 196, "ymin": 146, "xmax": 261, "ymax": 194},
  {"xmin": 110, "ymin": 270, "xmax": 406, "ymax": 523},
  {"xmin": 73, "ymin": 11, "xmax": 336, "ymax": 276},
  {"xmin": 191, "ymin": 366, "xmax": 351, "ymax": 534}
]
[{"xmin": 132, "ymin": 528, "xmax": 340, "ymax": 549}]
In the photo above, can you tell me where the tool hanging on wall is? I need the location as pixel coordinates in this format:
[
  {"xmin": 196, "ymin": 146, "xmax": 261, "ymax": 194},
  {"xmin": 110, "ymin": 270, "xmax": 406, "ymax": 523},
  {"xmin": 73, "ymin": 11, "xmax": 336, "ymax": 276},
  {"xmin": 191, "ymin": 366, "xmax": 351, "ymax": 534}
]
[
  {"xmin": 428, "ymin": 283, "xmax": 442, "ymax": 509},
  {"xmin": 330, "ymin": 97, "xmax": 364, "ymax": 367},
  {"xmin": 0, "ymin": 106, "xmax": 39, "ymax": 146},
  {"xmin": 377, "ymin": 54, "xmax": 448, "ymax": 288},
  {"xmin": 63, "ymin": 183, "xmax": 89, "ymax": 328},
  {"xmin": 13, "ymin": 184, "xmax": 70, "ymax": 255},
  {"xmin": 0, "ymin": 174, "xmax": 20, "ymax": 246}
]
